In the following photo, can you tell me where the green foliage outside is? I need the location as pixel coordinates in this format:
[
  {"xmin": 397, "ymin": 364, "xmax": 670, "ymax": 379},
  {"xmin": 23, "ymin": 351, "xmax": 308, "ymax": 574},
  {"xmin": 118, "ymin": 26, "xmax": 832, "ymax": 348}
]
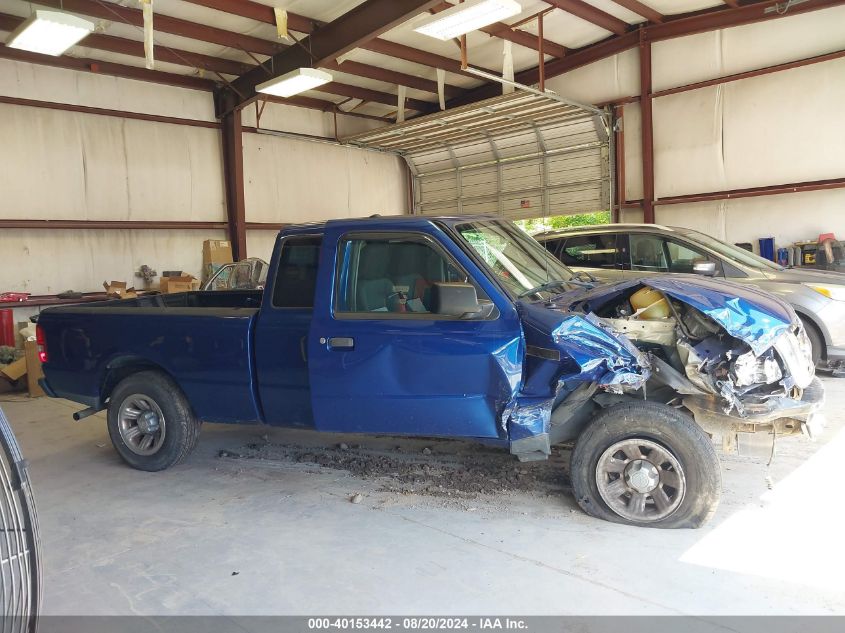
[{"xmin": 516, "ymin": 211, "xmax": 611, "ymax": 235}]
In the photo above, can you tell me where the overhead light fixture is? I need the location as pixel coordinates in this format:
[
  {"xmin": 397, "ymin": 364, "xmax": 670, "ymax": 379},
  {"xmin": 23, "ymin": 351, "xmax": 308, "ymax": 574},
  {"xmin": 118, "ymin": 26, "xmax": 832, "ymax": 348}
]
[
  {"xmin": 256, "ymin": 67, "xmax": 333, "ymax": 98},
  {"xmin": 5, "ymin": 10, "xmax": 95, "ymax": 56},
  {"xmin": 414, "ymin": 0, "xmax": 522, "ymax": 41}
]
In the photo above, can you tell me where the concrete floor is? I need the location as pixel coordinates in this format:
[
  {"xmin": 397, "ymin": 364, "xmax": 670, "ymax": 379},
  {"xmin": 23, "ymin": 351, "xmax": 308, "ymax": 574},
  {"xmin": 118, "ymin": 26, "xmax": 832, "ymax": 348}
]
[{"xmin": 3, "ymin": 378, "xmax": 845, "ymax": 616}]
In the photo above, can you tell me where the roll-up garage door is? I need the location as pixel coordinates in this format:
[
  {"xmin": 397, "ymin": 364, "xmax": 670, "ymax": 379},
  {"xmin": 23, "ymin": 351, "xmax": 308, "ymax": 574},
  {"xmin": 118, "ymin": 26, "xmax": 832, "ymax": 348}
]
[{"xmin": 344, "ymin": 91, "xmax": 611, "ymax": 221}]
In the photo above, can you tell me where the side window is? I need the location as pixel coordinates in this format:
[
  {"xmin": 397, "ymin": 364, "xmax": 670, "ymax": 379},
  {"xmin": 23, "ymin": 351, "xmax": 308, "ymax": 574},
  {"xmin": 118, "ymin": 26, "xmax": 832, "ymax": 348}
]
[
  {"xmin": 665, "ymin": 239, "xmax": 721, "ymax": 275},
  {"xmin": 271, "ymin": 236, "xmax": 322, "ymax": 308},
  {"xmin": 539, "ymin": 237, "xmax": 563, "ymax": 258},
  {"xmin": 336, "ymin": 234, "xmax": 472, "ymax": 315},
  {"xmin": 629, "ymin": 234, "xmax": 669, "ymax": 272},
  {"xmin": 560, "ymin": 234, "xmax": 618, "ymax": 269}
]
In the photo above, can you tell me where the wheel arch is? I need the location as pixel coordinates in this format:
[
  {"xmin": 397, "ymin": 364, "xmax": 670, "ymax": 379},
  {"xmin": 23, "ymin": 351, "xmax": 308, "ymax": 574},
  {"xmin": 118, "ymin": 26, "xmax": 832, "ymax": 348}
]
[
  {"xmin": 793, "ymin": 309, "xmax": 828, "ymax": 360},
  {"xmin": 100, "ymin": 356, "xmax": 181, "ymax": 405}
]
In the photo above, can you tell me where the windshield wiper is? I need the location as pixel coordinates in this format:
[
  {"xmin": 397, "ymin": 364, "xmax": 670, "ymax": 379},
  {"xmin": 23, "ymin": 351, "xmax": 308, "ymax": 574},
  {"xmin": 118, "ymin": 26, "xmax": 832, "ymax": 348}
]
[{"xmin": 518, "ymin": 279, "xmax": 571, "ymax": 299}]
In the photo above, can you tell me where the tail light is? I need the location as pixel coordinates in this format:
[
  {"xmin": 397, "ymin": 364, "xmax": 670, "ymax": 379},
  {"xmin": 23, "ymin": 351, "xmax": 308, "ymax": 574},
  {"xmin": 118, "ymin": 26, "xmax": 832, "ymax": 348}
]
[{"xmin": 35, "ymin": 324, "xmax": 47, "ymax": 363}]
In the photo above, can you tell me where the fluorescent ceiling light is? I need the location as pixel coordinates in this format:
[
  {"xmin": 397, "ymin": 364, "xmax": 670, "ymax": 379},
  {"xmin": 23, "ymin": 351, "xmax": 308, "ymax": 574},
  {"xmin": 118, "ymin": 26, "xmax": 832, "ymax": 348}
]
[
  {"xmin": 256, "ymin": 67, "xmax": 333, "ymax": 98},
  {"xmin": 5, "ymin": 10, "xmax": 95, "ymax": 56},
  {"xmin": 414, "ymin": 0, "xmax": 522, "ymax": 41}
]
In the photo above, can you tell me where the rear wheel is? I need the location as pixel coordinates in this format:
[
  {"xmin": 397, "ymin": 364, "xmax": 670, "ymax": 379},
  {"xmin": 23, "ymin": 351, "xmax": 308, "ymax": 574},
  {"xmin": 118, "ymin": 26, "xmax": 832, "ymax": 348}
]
[
  {"xmin": 570, "ymin": 401, "xmax": 721, "ymax": 528},
  {"xmin": 107, "ymin": 371, "xmax": 200, "ymax": 471}
]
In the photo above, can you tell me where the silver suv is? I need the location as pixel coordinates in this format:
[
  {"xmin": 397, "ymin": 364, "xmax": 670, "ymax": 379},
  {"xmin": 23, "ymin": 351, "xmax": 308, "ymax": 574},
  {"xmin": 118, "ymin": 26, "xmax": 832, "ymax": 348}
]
[{"xmin": 534, "ymin": 223, "xmax": 845, "ymax": 371}]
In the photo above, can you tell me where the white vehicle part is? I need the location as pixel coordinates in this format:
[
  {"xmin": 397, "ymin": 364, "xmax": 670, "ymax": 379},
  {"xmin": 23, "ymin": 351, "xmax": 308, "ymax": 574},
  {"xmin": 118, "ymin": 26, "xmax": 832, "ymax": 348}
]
[
  {"xmin": 733, "ymin": 350, "xmax": 783, "ymax": 387},
  {"xmin": 774, "ymin": 326, "xmax": 815, "ymax": 389}
]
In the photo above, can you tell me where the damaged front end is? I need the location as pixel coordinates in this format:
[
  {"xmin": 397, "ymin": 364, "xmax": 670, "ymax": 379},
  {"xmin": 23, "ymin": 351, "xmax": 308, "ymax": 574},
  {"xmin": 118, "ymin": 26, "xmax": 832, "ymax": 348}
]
[{"xmin": 507, "ymin": 276, "xmax": 824, "ymax": 461}]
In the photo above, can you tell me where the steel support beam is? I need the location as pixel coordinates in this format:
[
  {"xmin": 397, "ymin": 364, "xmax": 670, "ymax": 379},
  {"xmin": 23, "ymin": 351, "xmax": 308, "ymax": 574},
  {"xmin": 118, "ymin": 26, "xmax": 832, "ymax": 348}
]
[
  {"xmin": 180, "ymin": 0, "xmax": 542, "ymax": 81},
  {"xmin": 0, "ymin": 12, "xmax": 253, "ymax": 76},
  {"xmin": 450, "ymin": 31, "xmax": 639, "ymax": 107},
  {"xmin": 24, "ymin": 0, "xmax": 448, "ymax": 107},
  {"xmin": 222, "ymin": 109, "xmax": 247, "ymax": 260},
  {"xmin": 609, "ymin": 0, "xmax": 664, "ymax": 23},
  {"xmin": 428, "ymin": 1, "xmax": 567, "ymax": 58},
  {"xmin": 0, "ymin": 219, "xmax": 287, "ymax": 231},
  {"xmin": 0, "ymin": 46, "xmax": 214, "ymax": 91},
  {"xmin": 451, "ymin": 1, "xmax": 843, "ymax": 108},
  {"xmin": 651, "ymin": 177, "xmax": 845, "ymax": 205},
  {"xmin": 35, "ymin": 0, "xmax": 283, "ymax": 55},
  {"xmin": 644, "ymin": 0, "xmax": 845, "ymax": 42},
  {"xmin": 639, "ymin": 37, "xmax": 655, "ymax": 224},
  {"xmin": 0, "ymin": 220, "xmax": 227, "ymax": 230},
  {"xmin": 544, "ymin": 0, "xmax": 630, "ymax": 34},
  {"xmin": 0, "ymin": 95, "xmax": 219, "ymax": 128},
  {"xmin": 651, "ymin": 47, "xmax": 845, "ymax": 98},
  {"xmin": 221, "ymin": 0, "xmax": 443, "ymax": 113},
  {"xmin": 613, "ymin": 105, "xmax": 626, "ymax": 222}
]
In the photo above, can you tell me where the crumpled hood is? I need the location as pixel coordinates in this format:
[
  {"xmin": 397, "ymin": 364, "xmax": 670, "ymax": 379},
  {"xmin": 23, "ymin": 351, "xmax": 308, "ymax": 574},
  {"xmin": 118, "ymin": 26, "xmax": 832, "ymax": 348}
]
[{"xmin": 554, "ymin": 275, "xmax": 796, "ymax": 355}]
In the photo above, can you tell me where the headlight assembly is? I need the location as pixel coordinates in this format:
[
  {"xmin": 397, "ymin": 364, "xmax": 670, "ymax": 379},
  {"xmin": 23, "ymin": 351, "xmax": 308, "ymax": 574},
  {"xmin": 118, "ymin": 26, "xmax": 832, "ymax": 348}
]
[{"xmin": 804, "ymin": 283, "xmax": 845, "ymax": 302}]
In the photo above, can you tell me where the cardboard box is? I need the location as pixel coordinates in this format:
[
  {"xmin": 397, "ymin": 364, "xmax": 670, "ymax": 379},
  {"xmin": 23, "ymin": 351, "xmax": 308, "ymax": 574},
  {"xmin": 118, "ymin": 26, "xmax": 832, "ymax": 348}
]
[
  {"xmin": 0, "ymin": 356, "xmax": 26, "ymax": 383},
  {"xmin": 24, "ymin": 340, "xmax": 44, "ymax": 397},
  {"xmin": 159, "ymin": 275, "xmax": 200, "ymax": 294},
  {"xmin": 202, "ymin": 240, "xmax": 233, "ymax": 279},
  {"xmin": 103, "ymin": 281, "xmax": 137, "ymax": 299}
]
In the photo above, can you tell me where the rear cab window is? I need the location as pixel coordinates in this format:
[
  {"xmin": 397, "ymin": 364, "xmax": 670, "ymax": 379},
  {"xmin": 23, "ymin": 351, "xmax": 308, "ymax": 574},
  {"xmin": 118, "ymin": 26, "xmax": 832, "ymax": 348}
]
[{"xmin": 271, "ymin": 235, "xmax": 322, "ymax": 308}]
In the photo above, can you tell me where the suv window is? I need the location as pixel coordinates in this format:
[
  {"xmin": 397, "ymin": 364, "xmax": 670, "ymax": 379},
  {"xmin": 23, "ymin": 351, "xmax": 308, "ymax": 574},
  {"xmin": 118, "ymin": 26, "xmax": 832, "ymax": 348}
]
[
  {"xmin": 629, "ymin": 234, "xmax": 668, "ymax": 272},
  {"xmin": 336, "ymin": 233, "xmax": 471, "ymax": 315},
  {"xmin": 538, "ymin": 236, "xmax": 564, "ymax": 258},
  {"xmin": 271, "ymin": 235, "xmax": 322, "ymax": 308},
  {"xmin": 628, "ymin": 233, "xmax": 722, "ymax": 275},
  {"xmin": 560, "ymin": 234, "xmax": 618, "ymax": 268}
]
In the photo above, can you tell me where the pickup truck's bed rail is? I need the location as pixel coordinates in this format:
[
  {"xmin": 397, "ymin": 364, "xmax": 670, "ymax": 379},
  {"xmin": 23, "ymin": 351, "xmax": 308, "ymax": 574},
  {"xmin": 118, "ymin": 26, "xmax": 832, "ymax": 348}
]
[{"xmin": 39, "ymin": 292, "xmax": 262, "ymax": 424}]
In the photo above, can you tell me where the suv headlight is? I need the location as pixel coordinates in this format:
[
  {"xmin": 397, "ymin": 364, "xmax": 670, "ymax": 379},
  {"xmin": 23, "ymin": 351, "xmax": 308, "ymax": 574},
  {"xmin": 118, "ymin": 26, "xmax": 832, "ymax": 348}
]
[{"xmin": 804, "ymin": 283, "xmax": 845, "ymax": 301}]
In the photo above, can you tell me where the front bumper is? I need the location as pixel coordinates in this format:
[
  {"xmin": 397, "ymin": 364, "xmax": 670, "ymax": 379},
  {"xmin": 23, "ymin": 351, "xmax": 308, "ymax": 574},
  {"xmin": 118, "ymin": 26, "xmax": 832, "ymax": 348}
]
[{"xmin": 682, "ymin": 377, "xmax": 825, "ymax": 434}]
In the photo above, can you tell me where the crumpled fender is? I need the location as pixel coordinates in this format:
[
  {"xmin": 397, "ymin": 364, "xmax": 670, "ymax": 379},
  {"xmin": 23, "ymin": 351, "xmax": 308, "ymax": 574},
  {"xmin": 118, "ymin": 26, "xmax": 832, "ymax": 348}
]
[
  {"xmin": 553, "ymin": 275, "xmax": 795, "ymax": 356},
  {"xmin": 505, "ymin": 301, "xmax": 650, "ymax": 442}
]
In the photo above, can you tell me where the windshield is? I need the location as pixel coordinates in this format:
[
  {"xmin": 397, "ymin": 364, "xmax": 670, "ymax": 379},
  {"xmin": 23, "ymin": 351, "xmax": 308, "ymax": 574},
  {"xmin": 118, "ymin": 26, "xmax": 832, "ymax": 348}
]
[
  {"xmin": 455, "ymin": 219, "xmax": 575, "ymax": 299},
  {"xmin": 681, "ymin": 229, "xmax": 784, "ymax": 271}
]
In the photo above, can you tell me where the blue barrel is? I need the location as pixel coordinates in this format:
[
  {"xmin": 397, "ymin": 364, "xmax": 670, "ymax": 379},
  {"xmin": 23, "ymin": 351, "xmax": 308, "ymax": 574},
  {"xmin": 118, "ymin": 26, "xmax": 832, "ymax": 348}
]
[{"xmin": 759, "ymin": 237, "xmax": 775, "ymax": 262}]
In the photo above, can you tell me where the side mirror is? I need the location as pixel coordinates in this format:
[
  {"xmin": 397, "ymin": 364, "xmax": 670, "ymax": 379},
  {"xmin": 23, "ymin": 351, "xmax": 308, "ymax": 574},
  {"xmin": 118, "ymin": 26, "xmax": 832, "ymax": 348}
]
[
  {"xmin": 692, "ymin": 259, "xmax": 717, "ymax": 276},
  {"xmin": 431, "ymin": 282, "xmax": 482, "ymax": 318}
]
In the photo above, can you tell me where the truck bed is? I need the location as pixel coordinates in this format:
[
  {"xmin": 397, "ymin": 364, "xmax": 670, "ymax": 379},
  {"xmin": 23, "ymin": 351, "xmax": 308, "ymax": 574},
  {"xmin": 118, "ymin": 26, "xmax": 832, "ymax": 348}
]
[{"xmin": 38, "ymin": 291, "xmax": 263, "ymax": 424}]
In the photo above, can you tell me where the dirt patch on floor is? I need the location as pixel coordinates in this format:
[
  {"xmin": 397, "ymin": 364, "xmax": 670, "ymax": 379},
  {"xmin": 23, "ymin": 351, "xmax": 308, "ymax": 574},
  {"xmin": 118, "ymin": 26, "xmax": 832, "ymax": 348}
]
[{"xmin": 219, "ymin": 436, "xmax": 572, "ymax": 500}]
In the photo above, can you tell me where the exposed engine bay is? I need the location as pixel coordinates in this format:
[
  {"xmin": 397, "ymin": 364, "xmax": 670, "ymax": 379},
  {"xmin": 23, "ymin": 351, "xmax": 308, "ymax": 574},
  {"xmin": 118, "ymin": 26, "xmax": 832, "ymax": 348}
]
[{"xmin": 589, "ymin": 284, "xmax": 818, "ymax": 444}]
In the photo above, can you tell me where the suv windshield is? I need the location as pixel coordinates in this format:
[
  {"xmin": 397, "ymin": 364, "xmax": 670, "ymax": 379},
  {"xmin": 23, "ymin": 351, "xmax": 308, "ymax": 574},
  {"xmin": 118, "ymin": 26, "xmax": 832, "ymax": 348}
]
[
  {"xmin": 455, "ymin": 219, "xmax": 575, "ymax": 299},
  {"xmin": 681, "ymin": 229, "xmax": 784, "ymax": 272}
]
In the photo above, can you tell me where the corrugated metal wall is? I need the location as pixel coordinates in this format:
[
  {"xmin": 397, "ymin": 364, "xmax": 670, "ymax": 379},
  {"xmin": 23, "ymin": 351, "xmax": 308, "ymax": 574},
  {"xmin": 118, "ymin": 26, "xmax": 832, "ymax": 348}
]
[
  {"xmin": 546, "ymin": 5, "xmax": 845, "ymax": 247},
  {"xmin": 0, "ymin": 59, "xmax": 407, "ymax": 296}
]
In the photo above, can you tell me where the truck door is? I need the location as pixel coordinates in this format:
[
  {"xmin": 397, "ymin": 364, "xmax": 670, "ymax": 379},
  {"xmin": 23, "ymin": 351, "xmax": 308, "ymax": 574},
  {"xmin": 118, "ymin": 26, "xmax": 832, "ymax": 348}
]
[
  {"xmin": 254, "ymin": 233, "xmax": 322, "ymax": 427},
  {"xmin": 308, "ymin": 228, "xmax": 521, "ymax": 439}
]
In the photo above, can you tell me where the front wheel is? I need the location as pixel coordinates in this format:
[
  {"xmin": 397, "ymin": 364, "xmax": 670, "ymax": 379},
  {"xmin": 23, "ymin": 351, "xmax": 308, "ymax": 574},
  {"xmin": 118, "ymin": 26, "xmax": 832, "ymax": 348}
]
[
  {"xmin": 570, "ymin": 401, "xmax": 721, "ymax": 528},
  {"xmin": 107, "ymin": 371, "xmax": 200, "ymax": 472}
]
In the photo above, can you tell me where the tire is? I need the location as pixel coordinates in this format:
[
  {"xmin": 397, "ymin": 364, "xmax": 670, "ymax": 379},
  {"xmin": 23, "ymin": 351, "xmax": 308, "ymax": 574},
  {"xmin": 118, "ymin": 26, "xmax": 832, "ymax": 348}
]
[
  {"xmin": 570, "ymin": 401, "xmax": 721, "ymax": 529},
  {"xmin": 799, "ymin": 317, "xmax": 824, "ymax": 366},
  {"xmin": 106, "ymin": 370, "xmax": 200, "ymax": 472}
]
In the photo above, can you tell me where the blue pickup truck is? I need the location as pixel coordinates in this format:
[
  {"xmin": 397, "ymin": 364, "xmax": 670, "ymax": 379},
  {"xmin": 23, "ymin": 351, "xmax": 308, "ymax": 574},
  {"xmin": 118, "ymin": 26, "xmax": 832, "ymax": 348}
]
[{"xmin": 37, "ymin": 216, "xmax": 823, "ymax": 528}]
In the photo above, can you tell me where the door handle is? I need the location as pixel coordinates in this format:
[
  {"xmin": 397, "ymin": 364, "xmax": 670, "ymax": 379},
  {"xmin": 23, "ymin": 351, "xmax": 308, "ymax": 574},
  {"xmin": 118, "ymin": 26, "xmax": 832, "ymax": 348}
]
[{"xmin": 326, "ymin": 337, "xmax": 354, "ymax": 350}]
